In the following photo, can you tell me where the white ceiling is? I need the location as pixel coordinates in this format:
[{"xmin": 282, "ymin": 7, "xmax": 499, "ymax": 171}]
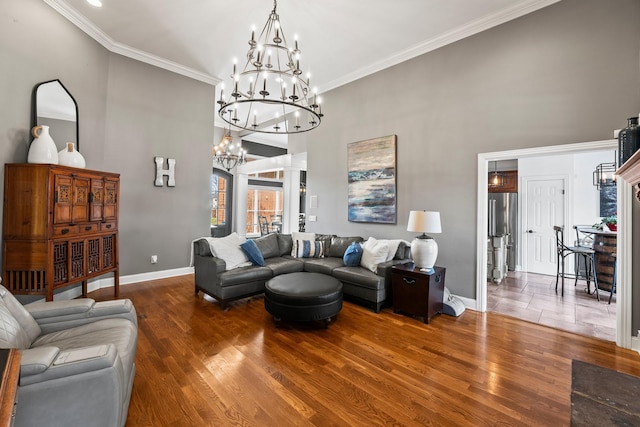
[
  {"xmin": 44, "ymin": 0, "xmax": 560, "ymax": 144},
  {"xmin": 45, "ymin": 0, "xmax": 560, "ymax": 91}
]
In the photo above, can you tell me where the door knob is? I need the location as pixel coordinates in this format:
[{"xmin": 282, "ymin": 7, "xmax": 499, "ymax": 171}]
[{"xmin": 527, "ymin": 230, "xmax": 534, "ymax": 233}]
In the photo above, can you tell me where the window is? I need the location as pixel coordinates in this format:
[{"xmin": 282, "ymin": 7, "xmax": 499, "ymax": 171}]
[{"xmin": 246, "ymin": 188, "xmax": 283, "ymax": 235}]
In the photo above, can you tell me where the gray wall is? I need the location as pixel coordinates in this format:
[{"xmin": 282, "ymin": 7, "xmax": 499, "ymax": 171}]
[
  {"xmin": 0, "ymin": 0, "xmax": 214, "ymax": 276},
  {"xmin": 291, "ymin": 0, "xmax": 640, "ymax": 303}
]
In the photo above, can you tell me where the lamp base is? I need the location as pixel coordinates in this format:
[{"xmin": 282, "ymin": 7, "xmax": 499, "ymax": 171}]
[{"xmin": 411, "ymin": 236, "xmax": 438, "ymax": 270}]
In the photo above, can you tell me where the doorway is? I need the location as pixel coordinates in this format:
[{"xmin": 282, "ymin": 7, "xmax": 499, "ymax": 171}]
[
  {"xmin": 523, "ymin": 177, "xmax": 566, "ymax": 276},
  {"xmin": 210, "ymin": 168, "xmax": 233, "ymax": 237},
  {"xmin": 476, "ymin": 139, "xmax": 633, "ymax": 348}
]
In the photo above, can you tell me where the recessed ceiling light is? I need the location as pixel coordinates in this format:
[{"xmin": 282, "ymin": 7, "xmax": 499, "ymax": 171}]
[{"xmin": 87, "ymin": 0, "xmax": 102, "ymax": 7}]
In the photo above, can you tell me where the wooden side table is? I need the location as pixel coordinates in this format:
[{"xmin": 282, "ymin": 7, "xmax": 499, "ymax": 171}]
[
  {"xmin": 0, "ymin": 349, "xmax": 20, "ymax": 427},
  {"xmin": 391, "ymin": 263, "xmax": 445, "ymax": 323}
]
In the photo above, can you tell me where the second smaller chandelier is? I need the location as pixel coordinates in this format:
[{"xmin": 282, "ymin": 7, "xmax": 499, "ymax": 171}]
[
  {"xmin": 217, "ymin": 0, "xmax": 322, "ymax": 134},
  {"xmin": 214, "ymin": 126, "xmax": 247, "ymax": 171}
]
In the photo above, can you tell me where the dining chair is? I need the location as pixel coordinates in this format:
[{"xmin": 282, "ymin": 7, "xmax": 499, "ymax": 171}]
[
  {"xmin": 258, "ymin": 215, "xmax": 270, "ymax": 236},
  {"xmin": 553, "ymin": 226, "xmax": 597, "ymax": 297}
]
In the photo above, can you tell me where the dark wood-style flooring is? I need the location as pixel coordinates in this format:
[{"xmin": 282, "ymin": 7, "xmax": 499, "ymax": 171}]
[{"xmin": 89, "ymin": 275, "xmax": 640, "ymax": 426}]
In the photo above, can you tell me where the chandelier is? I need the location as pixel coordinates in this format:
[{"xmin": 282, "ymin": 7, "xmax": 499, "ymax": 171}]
[
  {"xmin": 213, "ymin": 122, "xmax": 247, "ymax": 171},
  {"xmin": 217, "ymin": 0, "xmax": 323, "ymax": 134}
]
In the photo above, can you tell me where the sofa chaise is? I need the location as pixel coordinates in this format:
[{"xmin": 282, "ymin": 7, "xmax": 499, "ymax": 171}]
[{"xmin": 193, "ymin": 232, "xmax": 411, "ymax": 312}]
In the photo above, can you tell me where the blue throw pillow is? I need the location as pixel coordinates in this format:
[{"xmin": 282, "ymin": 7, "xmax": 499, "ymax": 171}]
[
  {"xmin": 343, "ymin": 241, "xmax": 363, "ymax": 266},
  {"xmin": 240, "ymin": 239, "xmax": 265, "ymax": 266}
]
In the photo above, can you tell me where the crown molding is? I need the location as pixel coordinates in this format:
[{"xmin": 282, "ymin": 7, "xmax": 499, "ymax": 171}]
[
  {"xmin": 42, "ymin": 0, "xmax": 220, "ymax": 86},
  {"xmin": 319, "ymin": 0, "xmax": 562, "ymax": 94}
]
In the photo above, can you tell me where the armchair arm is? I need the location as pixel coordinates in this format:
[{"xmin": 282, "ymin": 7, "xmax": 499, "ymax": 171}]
[
  {"xmin": 20, "ymin": 345, "xmax": 118, "ymax": 386},
  {"xmin": 26, "ymin": 299, "xmax": 137, "ymax": 334}
]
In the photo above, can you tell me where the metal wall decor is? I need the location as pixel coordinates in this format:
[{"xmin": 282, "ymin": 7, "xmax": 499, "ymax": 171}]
[
  {"xmin": 347, "ymin": 135, "xmax": 397, "ymax": 224},
  {"xmin": 154, "ymin": 157, "xmax": 176, "ymax": 187}
]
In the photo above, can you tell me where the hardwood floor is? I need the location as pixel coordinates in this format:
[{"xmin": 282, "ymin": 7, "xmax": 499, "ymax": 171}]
[{"xmin": 90, "ymin": 275, "xmax": 640, "ymax": 426}]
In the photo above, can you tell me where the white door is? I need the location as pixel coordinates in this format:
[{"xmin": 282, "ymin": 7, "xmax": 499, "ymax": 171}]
[{"xmin": 525, "ymin": 178, "xmax": 565, "ymax": 275}]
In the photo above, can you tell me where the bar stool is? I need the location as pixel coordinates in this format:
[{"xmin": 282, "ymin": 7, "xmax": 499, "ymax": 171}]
[{"xmin": 553, "ymin": 226, "xmax": 597, "ymax": 297}]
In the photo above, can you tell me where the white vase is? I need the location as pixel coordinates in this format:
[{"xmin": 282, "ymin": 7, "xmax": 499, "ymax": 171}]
[
  {"xmin": 28, "ymin": 125, "xmax": 59, "ymax": 164},
  {"xmin": 58, "ymin": 142, "xmax": 86, "ymax": 168}
]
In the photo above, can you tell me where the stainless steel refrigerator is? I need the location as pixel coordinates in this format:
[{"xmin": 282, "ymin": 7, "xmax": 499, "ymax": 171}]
[{"xmin": 488, "ymin": 193, "xmax": 518, "ymax": 283}]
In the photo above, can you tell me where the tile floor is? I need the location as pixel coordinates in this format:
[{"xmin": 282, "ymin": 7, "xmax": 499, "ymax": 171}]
[{"xmin": 487, "ymin": 271, "xmax": 616, "ymax": 342}]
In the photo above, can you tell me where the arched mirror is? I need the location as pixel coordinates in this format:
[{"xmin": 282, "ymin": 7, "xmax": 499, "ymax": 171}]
[{"xmin": 31, "ymin": 79, "xmax": 79, "ymax": 150}]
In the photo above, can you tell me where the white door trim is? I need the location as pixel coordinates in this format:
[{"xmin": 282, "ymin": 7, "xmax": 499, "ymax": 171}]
[
  {"xmin": 476, "ymin": 139, "xmax": 632, "ymax": 349},
  {"xmin": 520, "ymin": 175, "xmax": 570, "ymax": 274}
]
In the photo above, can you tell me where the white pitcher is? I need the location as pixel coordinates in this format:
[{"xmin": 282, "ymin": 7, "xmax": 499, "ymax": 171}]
[
  {"xmin": 58, "ymin": 142, "xmax": 86, "ymax": 168},
  {"xmin": 28, "ymin": 125, "xmax": 59, "ymax": 164}
]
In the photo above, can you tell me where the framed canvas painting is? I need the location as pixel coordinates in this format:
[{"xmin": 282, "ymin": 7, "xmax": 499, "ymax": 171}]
[{"xmin": 347, "ymin": 135, "xmax": 397, "ymax": 223}]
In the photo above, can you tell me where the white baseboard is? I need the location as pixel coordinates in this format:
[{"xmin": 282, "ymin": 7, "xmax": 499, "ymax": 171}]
[
  {"xmin": 632, "ymin": 335, "xmax": 640, "ymax": 355},
  {"xmin": 36, "ymin": 266, "xmax": 195, "ymax": 303},
  {"xmin": 457, "ymin": 295, "xmax": 476, "ymax": 311}
]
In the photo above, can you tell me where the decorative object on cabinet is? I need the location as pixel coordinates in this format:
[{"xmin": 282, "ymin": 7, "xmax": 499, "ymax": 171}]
[
  {"xmin": 391, "ymin": 263, "xmax": 445, "ymax": 323},
  {"xmin": 27, "ymin": 125, "xmax": 59, "ymax": 165},
  {"xmin": 616, "ymin": 147, "xmax": 640, "ymax": 204},
  {"xmin": 347, "ymin": 135, "xmax": 397, "ymax": 224},
  {"xmin": 407, "ymin": 210, "xmax": 441, "ymax": 272},
  {"xmin": 618, "ymin": 116, "xmax": 640, "ymax": 167},
  {"xmin": 57, "ymin": 142, "xmax": 86, "ymax": 168},
  {"xmin": 2, "ymin": 164, "xmax": 119, "ymax": 301},
  {"xmin": 154, "ymin": 157, "xmax": 176, "ymax": 187},
  {"xmin": 31, "ymin": 79, "xmax": 78, "ymax": 151},
  {"xmin": 217, "ymin": 0, "xmax": 323, "ymax": 134}
]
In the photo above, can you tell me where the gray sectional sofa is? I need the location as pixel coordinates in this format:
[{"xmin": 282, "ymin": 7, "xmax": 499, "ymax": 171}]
[{"xmin": 193, "ymin": 233, "xmax": 411, "ymax": 312}]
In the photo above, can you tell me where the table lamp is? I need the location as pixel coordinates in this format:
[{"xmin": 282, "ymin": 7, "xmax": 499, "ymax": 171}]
[{"xmin": 407, "ymin": 210, "xmax": 442, "ymax": 272}]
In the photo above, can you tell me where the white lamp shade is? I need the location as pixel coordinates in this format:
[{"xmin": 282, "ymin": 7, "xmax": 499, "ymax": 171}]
[
  {"xmin": 411, "ymin": 237, "xmax": 438, "ymax": 270},
  {"xmin": 407, "ymin": 211, "xmax": 441, "ymax": 234}
]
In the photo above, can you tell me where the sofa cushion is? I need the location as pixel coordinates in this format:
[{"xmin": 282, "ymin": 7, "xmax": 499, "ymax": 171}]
[
  {"xmin": 253, "ymin": 233, "xmax": 280, "ymax": 259},
  {"xmin": 31, "ymin": 317, "xmax": 138, "ymax": 384},
  {"xmin": 240, "ymin": 240, "xmax": 265, "ymax": 266},
  {"xmin": 207, "ymin": 233, "xmax": 251, "ymax": 270},
  {"xmin": 291, "ymin": 240, "xmax": 325, "ymax": 258},
  {"xmin": 328, "ymin": 236, "xmax": 363, "ymax": 258},
  {"xmin": 333, "ymin": 266, "xmax": 385, "ymax": 290},
  {"xmin": 343, "ymin": 242, "xmax": 363, "ymax": 267},
  {"xmin": 361, "ymin": 238, "xmax": 390, "ymax": 273},
  {"xmin": 263, "ymin": 257, "xmax": 305, "ymax": 275},
  {"xmin": 303, "ymin": 257, "xmax": 345, "ymax": 275},
  {"xmin": 374, "ymin": 239, "xmax": 409, "ymax": 262},
  {"xmin": 218, "ymin": 265, "xmax": 273, "ymax": 286},
  {"xmin": 277, "ymin": 234, "xmax": 293, "ymax": 256},
  {"xmin": 315, "ymin": 234, "xmax": 336, "ymax": 254}
]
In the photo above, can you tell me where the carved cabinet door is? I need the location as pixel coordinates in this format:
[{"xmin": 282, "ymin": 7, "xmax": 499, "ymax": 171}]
[
  {"xmin": 72, "ymin": 176, "xmax": 90, "ymax": 223},
  {"xmin": 53, "ymin": 173, "xmax": 73, "ymax": 225},
  {"xmin": 90, "ymin": 178, "xmax": 104, "ymax": 222},
  {"xmin": 103, "ymin": 179, "xmax": 118, "ymax": 222}
]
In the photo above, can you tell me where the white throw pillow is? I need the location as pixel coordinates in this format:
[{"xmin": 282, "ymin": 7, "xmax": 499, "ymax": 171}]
[
  {"xmin": 360, "ymin": 237, "xmax": 390, "ymax": 273},
  {"xmin": 374, "ymin": 239, "xmax": 408, "ymax": 261},
  {"xmin": 292, "ymin": 231, "xmax": 316, "ymax": 241},
  {"xmin": 207, "ymin": 233, "xmax": 252, "ymax": 270}
]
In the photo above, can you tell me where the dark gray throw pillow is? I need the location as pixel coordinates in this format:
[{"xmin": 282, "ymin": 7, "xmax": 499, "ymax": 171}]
[{"xmin": 253, "ymin": 233, "xmax": 280, "ymax": 259}]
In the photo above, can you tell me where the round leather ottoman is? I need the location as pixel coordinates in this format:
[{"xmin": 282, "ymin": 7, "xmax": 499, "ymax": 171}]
[{"xmin": 265, "ymin": 272, "xmax": 343, "ymax": 328}]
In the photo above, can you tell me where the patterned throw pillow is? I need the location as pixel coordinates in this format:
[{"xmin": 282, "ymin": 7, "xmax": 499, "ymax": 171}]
[{"xmin": 291, "ymin": 240, "xmax": 325, "ymax": 258}]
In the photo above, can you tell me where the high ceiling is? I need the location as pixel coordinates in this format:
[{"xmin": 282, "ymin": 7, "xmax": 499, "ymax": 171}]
[{"xmin": 45, "ymin": 0, "xmax": 559, "ymax": 93}]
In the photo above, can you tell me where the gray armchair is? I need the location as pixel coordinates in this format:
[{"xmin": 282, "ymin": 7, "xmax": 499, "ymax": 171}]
[{"xmin": 0, "ymin": 285, "xmax": 137, "ymax": 427}]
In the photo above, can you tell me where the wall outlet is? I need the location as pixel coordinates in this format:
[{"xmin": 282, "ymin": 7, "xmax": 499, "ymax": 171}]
[
  {"xmin": 151, "ymin": 255, "xmax": 158, "ymax": 264},
  {"xmin": 309, "ymin": 215, "xmax": 317, "ymax": 222}
]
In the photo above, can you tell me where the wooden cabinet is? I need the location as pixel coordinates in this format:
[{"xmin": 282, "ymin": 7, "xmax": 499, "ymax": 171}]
[
  {"xmin": 2, "ymin": 164, "xmax": 119, "ymax": 301},
  {"xmin": 391, "ymin": 264, "xmax": 445, "ymax": 324},
  {"xmin": 488, "ymin": 170, "xmax": 518, "ymax": 193}
]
